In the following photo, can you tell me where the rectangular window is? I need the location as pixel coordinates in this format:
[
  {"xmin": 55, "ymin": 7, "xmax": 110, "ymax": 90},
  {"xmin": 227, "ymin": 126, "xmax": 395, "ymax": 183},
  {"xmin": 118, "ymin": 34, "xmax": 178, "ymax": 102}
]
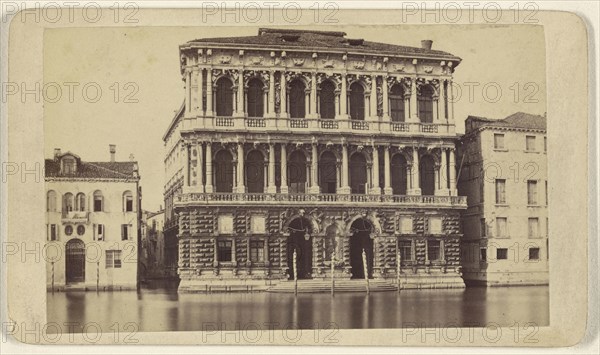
[
  {"xmin": 217, "ymin": 240, "xmax": 233, "ymax": 262},
  {"xmin": 529, "ymin": 248, "xmax": 540, "ymax": 260},
  {"xmin": 528, "ymin": 218, "xmax": 539, "ymax": 238},
  {"xmin": 93, "ymin": 197, "xmax": 102, "ymax": 212},
  {"xmin": 96, "ymin": 224, "xmax": 104, "ymax": 241},
  {"xmin": 495, "ymin": 179, "xmax": 506, "ymax": 204},
  {"xmin": 121, "ymin": 224, "xmax": 129, "ymax": 241},
  {"xmin": 493, "ymin": 133, "xmax": 505, "ymax": 149},
  {"xmin": 480, "ymin": 248, "xmax": 487, "ymax": 262},
  {"xmin": 249, "ymin": 240, "xmax": 264, "ymax": 262},
  {"xmin": 106, "ymin": 250, "xmax": 122, "ymax": 268},
  {"xmin": 496, "ymin": 217, "xmax": 508, "ymax": 238},
  {"xmin": 399, "ymin": 240, "xmax": 413, "ymax": 261},
  {"xmin": 544, "ymin": 136, "xmax": 547, "ymax": 152},
  {"xmin": 125, "ymin": 197, "xmax": 133, "ymax": 212},
  {"xmin": 480, "ymin": 178, "xmax": 485, "ymax": 203},
  {"xmin": 48, "ymin": 224, "xmax": 57, "ymax": 241},
  {"xmin": 526, "ymin": 135, "xmax": 536, "ymax": 151},
  {"xmin": 427, "ymin": 240, "xmax": 441, "ymax": 261},
  {"xmin": 527, "ymin": 180, "xmax": 538, "ymax": 205},
  {"xmin": 480, "ymin": 218, "xmax": 486, "ymax": 237},
  {"xmin": 496, "ymin": 248, "xmax": 508, "ymax": 260}
]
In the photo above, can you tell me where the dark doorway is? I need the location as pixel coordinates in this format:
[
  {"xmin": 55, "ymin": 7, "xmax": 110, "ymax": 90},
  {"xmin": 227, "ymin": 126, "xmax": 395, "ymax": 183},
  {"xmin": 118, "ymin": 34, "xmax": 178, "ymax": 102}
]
[
  {"xmin": 245, "ymin": 150, "xmax": 265, "ymax": 193},
  {"xmin": 349, "ymin": 82, "xmax": 365, "ymax": 120},
  {"xmin": 214, "ymin": 150, "xmax": 234, "ymax": 193},
  {"xmin": 215, "ymin": 77, "xmax": 233, "ymax": 117},
  {"xmin": 319, "ymin": 80, "xmax": 336, "ymax": 119},
  {"xmin": 349, "ymin": 218, "xmax": 374, "ymax": 279},
  {"xmin": 390, "ymin": 84, "xmax": 405, "ymax": 122},
  {"xmin": 319, "ymin": 151, "xmax": 337, "ymax": 193},
  {"xmin": 287, "ymin": 217, "xmax": 313, "ymax": 280},
  {"xmin": 350, "ymin": 153, "xmax": 367, "ymax": 194},
  {"xmin": 289, "ymin": 80, "xmax": 306, "ymax": 119},
  {"xmin": 391, "ymin": 154, "xmax": 408, "ymax": 195},
  {"xmin": 247, "ymin": 78, "xmax": 264, "ymax": 117},
  {"xmin": 420, "ymin": 154, "xmax": 436, "ymax": 196},
  {"xmin": 65, "ymin": 239, "xmax": 85, "ymax": 284}
]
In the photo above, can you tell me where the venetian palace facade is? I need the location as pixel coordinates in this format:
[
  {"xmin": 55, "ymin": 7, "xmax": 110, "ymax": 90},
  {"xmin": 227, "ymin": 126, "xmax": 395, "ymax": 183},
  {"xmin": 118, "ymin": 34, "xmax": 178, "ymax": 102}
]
[{"xmin": 163, "ymin": 28, "xmax": 468, "ymax": 292}]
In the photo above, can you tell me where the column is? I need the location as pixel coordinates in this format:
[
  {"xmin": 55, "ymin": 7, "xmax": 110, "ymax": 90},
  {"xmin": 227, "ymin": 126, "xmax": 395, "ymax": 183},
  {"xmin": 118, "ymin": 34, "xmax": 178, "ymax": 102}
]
[
  {"xmin": 235, "ymin": 69, "xmax": 244, "ymax": 117},
  {"xmin": 185, "ymin": 69, "xmax": 192, "ymax": 116},
  {"xmin": 370, "ymin": 146, "xmax": 381, "ymax": 195},
  {"xmin": 382, "ymin": 75, "xmax": 390, "ymax": 120},
  {"xmin": 383, "ymin": 147, "xmax": 392, "ymax": 195},
  {"xmin": 409, "ymin": 148, "xmax": 421, "ymax": 195},
  {"xmin": 182, "ymin": 143, "xmax": 189, "ymax": 188},
  {"xmin": 439, "ymin": 79, "xmax": 446, "ymax": 122},
  {"xmin": 432, "ymin": 86, "xmax": 439, "ymax": 122},
  {"xmin": 340, "ymin": 74, "xmax": 348, "ymax": 119},
  {"xmin": 196, "ymin": 143, "xmax": 204, "ymax": 192},
  {"xmin": 267, "ymin": 144, "xmax": 277, "ymax": 193},
  {"xmin": 448, "ymin": 79, "xmax": 455, "ymax": 125},
  {"xmin": 206, "ymin": 69, "xmax": 214, "ymax": 116},
  {"xmin": 280, "ymin": 71, "xmax": 288, "ymax": 118},
  {"xmin": 304, "ymin": 90, "xmax": 310, "ymax": 119},
  {"xmin": 236, "ymin": 143, "xmax": 245, "ymax": 193},
  {"xmin": 205, "ymin": 142, "xmax": 213, "ymax": 193},
  {"xmin": 438, "ymin": 148, "xmax": 449, "ymax": 195},
  {"xmin": 449, "ymin": 148, "xmax": 457, "ymax": 196},
  {"xmin": 197, "ymin": 68, "xmax": 204, "ymax": 116},
  {"xmin": 280, "ymin": 144, "xmax": 288, "ymax": 193},
  {"xmin": 340, "ymin": 144, "xmax": 350, "ymax": 194},
  {"xmin": 309, "ymin": 72, "xmax": 318, "ymax": 118},
  {"xmin": 267, "ymin": 70, "xmax": 276, "ymax": 117},
  {"xmin": 369, "ymin": 75, "xmax": 378, "ymax": 120},
  {"xmin": 409, "ymin": 77, "xmax": 418, "ymax": 123},
  {"xmin": 309, "ymin": 144, "xmax": 320, "ymax": 193}
]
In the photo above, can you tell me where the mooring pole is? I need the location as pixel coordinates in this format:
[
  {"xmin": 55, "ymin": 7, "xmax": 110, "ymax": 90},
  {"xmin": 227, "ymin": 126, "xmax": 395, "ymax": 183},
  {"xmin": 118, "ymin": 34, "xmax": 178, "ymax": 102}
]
[
  {"xmin": 51, "ymin": 261, "xmax": 55, "ymax": 294},
  {"xmin": 397, "ymin": 252, "xmax": 402, "ymax": 292},
  {"xmin": 293, "ymin": 249, "xmax": 298, "ymax": 296},
  {"xmin": 331, "ymin": 255, "xmax": 335, "ymax": 296},
  {"xmin": 96, "ymin": 261, "xmax": 100, "ymax": 292},
  {"xmin": 362, "ymin": 249, "xmax": 369, "ymax": 294}
]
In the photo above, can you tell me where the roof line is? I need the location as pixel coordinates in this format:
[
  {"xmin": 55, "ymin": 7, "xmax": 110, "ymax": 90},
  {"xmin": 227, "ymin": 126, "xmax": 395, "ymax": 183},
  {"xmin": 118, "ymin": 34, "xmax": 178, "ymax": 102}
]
[{"xmin": 85, "ymin": 162, "xmax": 133, "ymax": 179}]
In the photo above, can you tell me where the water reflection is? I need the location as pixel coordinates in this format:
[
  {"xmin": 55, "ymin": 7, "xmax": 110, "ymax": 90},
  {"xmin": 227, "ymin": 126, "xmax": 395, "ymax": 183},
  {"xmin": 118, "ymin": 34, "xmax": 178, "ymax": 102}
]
[{"xmin": 47, "ymin": 282, "xmax": 549, "ymax": 333}]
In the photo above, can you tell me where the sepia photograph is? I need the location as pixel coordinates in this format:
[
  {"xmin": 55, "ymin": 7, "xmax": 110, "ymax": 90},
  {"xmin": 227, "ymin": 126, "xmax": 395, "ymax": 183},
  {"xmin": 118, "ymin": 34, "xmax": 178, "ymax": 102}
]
[{"xmin": 1, "ymin": 3, "xmax": 594, "ymax": 350}]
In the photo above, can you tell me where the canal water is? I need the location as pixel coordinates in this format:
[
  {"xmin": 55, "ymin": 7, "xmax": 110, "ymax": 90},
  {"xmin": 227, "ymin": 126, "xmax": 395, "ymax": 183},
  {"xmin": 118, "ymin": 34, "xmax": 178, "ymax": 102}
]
[{"xmin": 47, "ymin": 281, "xmax": 549, "ymax": 332}]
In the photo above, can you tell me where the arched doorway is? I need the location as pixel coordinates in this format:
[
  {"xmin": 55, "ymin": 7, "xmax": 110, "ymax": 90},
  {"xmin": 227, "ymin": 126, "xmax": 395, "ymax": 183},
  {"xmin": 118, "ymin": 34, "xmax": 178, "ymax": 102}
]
[
  {"xmin": 288, "ymin": 150, "xmax": 307, "ymax": 193},
  {"xmin": 287, "ymin": 217, "xmax": 313, "ymax": 280},
  {"xmin": 349, "ymin": 82, "xmax": 365, "ymax": 120},
  {"xmin": 319, "ymin": 151, "xmax": 337, "ymax": 193},
  {"xmin": 389, "ymin": 84, "xmax": 405, "ymax": 122},
  {"xmin": 319, "ymin": 80, "xmax": 336, "ymax": 119},
  {"xmin": 247, "ymin": 78, "xmax": 264, "ymax": 117},
  {"xmin": 349, "ymin": 218, "xmax": 374, "ymax": 279},
  {"xmin": 391, "ymin": 154, "xmax": 408, "ymax": 195},
  {"xmin": 418, "ymin": 84, "xmax": 434, "ymax": 123},
  {"xmin": 215, "ymin": 76, "xmax": 234, "ymax": 117},
  {"xmin": 350, "ymin": 153, "xmax": 367, "ymax": 194},
  {"xmin": 65, "ymin": 239, "xmax": 85, "ymax": 284},
  {"xmin": 246, "ymin": 150, "xmax": 265, "ymax": 193},
  {"xmin": 289, "ymin": 79, "xmax": 306, "ymax": 119},
  {"xmin": 214, "ymin": 150, "xmax": 234, "ymax": 193},
  {"xmin": 420, "ymin": 154, "xmax": 436, "ymax": 196}
]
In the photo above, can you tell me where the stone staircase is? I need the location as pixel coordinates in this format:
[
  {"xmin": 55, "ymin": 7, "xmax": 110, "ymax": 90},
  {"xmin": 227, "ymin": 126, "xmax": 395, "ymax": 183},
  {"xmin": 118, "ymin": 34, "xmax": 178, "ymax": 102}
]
[{"xmin": 266, "ymin": 279, "xmax": 398, "ymax": 293}]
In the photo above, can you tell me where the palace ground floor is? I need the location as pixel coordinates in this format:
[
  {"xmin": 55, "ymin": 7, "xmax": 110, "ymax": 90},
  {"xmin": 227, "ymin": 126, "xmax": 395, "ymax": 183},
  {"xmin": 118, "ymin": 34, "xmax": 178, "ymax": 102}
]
[{"xmin": 175, "ymin": 203, "xmax": 466, "ymax": 292}]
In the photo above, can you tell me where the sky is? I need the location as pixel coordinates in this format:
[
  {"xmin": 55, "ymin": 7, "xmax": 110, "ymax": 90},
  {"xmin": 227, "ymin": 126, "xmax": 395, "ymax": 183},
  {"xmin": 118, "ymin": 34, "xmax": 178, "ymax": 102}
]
[{"xmin": 44, "ymin": 25, "xmax": 546, "ymax": 211}]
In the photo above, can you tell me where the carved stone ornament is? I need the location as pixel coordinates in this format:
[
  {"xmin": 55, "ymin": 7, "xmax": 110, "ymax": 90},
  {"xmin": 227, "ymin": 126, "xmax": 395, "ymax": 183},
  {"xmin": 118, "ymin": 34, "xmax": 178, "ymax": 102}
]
[
  {"xmin": 353, "ymin": 61, "xmax": 365, "ymax": 70},
  {"xmin": 251, "ymin": 56, "xmax": 264, "ymax": 65},
  {"xmin": 219, "ymin": 55, "xmax": 232, "ymax": 64},
  {"xmin": 293, "ymin": 58, "xmax": 305, "ymax": 66},
  {"xmin": 394, "ymin": 64, "xmax": 406, "ymax": 72},
  {"xmin": 423, "ymin": 66, "xmax": 433, "ymax": 74}
]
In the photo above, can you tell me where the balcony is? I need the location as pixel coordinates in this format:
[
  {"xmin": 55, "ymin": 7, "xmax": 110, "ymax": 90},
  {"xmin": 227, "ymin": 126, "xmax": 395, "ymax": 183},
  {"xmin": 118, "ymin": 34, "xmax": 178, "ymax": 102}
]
[
  {"xmin": 61, "ymin": 211, "xmax": 90, "ymax": 223},
  {"xmin": 175, "ymin": 192, "xmax": 467, "ymax": 208},
  {"xmin": 182, "ymin": 116, "xmax": 455, "ymax": 136}
]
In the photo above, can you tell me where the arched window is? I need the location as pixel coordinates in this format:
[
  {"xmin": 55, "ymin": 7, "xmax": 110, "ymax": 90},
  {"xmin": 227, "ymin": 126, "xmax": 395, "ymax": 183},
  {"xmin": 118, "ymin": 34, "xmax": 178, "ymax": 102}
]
[
  {"xmin": 418, "ymin": 84, "xmax": 434, "ymax": 123},
  {"xmin": 288, "ymin": 150, "xmax": 307, "ymax": 193},
  {"xmin": 123, "ymin": 191, "xmax": 133, "ymax": 212},
  {"xmin": 319, "ymin": 151, "xmax": 337, "ymax": 193},
  {"xmin": 289, "ymin": 80, "xmax": 306, "ymax": 118},
  {"xmin": 419, "ymin": 155, "xmax": 436, "ymax": 196},
  {"xmin": 319, "ymin": 80, "xmax": 336, "ymax": 119},
  {"xmin": 349, "ymin": 153, "xmax": 367, "ymax": 194},
  {"xmin": 245, "ymin": 150, "xmax": 265, "ymax": 193},
  {"xmin": 93, "ymin": 190, "xmax": 104, "ymax": 212},
  {"xmin": 215, "ymin": 76, "xmax": 233, "ymax": 117},
  {"xmin": 214, "ymin": 150, "xmax": 234, "ymax": 193},
  {"xmin": 47, "ymin": 190, "xmax": 57, "ymax": 212},
  {"xmin": 246, "ymin": 78, "xmax": 264, "ymax": 117},
  {"xmin": 349, "ymin": 82, "xmax": 365, "ymax": 120},
  {"xmin": 390, "ymin": 84, "xmax": 405, "ymax": 122},
  {"xmin": 391, "ymin": 154, "xmax": 408, "ymax": 195},
  {"xmin": 76, "ymin": 193, "xmax": 86, "ymax": 212},
  {"xmin": 63, "ymin": 193, "xmax": 74, "ymax": 212}
]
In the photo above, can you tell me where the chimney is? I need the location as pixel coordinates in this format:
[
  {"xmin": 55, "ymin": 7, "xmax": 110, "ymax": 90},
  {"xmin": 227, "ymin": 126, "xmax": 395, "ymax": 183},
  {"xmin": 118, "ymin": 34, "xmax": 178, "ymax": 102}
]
[
  {"xmin": 421, "ymin": 40, "xmax": 433, "ymax": 50},
  {"xmin": 54, "ymin": 148, "xmax": 61, "ymax": 160},
  {"xmin": 109, "ymin": 144, "xmax": 116, "ymax": 162}
]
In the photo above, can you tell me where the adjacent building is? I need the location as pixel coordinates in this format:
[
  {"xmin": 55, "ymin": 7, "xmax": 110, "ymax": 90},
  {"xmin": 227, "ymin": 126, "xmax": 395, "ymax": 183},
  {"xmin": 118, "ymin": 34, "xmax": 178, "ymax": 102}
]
[
  {"xmin": 458, "ymin": 112, "xmax": 548, "ymax": 286},
  {"xmin": 164, "ymin": 28, "xmax": 468, "ymax": 292},
  {"xmin": 140, "ymin": 209, "xmax": 177, "ymax": 279},
  {"xmin": 45, "ymin": 145, "xmax": 141, "ymax": 290}
]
